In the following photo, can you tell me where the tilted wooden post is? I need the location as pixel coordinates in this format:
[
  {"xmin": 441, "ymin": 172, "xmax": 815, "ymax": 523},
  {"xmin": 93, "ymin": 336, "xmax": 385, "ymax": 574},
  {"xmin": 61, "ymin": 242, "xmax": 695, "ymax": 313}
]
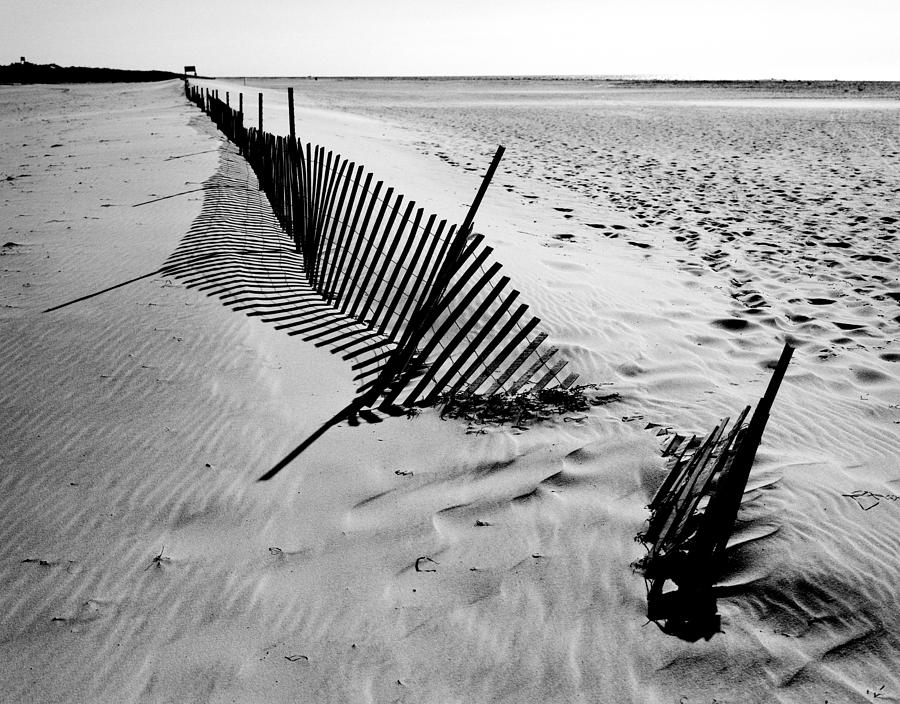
[
  {"xmin": 288, "ymin": 87, "xmax": 296, "ymax": 142},
  {"xmin": 226, "ymin": 91, "xmax": 229, "ymax": 107},
  {"xmin": 357, "ymin": 146, "xmax": 506, "ymax": 408},
  {"xmin": 705, "ymin": 342, "xmax": 794, "ymax": 567},
  {"xmin": 239, "ymin": 92, "xmax": 243, "ymax": 117},
  {"xmin": 459, "ymin": 145, "xmax": 505, "ymax": 236}
]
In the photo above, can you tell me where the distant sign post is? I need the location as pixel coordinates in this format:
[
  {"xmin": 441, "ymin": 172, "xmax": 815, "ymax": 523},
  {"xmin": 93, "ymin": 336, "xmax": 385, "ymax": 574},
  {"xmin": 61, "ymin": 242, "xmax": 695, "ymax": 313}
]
[{"xmin": 184, "ymin": 65, "xmax": 197, "ymax": 76}]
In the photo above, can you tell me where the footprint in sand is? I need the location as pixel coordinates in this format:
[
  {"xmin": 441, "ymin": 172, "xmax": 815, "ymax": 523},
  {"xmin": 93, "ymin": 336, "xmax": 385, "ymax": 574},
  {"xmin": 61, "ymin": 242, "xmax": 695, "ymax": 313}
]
[{"xmin": 710, "ymin": 317, "xmax": 755, "ymax": 331}]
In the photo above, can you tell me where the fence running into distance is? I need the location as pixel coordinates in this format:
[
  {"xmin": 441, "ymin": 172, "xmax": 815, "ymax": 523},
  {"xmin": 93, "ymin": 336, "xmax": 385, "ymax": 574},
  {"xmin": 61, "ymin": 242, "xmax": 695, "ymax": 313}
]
[{"xmin": 185, "ymin": 82, "xmax": 578, "ymax": 410}]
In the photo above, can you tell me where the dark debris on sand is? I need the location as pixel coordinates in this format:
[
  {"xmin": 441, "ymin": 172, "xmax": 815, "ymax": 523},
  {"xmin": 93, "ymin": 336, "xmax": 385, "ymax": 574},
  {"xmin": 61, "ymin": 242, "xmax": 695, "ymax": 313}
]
[{"xmin": 434, "ymin": 385, "xmax": 619, "ymax": 428}]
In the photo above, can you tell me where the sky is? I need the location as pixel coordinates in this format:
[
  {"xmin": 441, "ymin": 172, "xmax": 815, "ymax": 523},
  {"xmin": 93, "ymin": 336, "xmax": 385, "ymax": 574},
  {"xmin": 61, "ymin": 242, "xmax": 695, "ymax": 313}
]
[{"xmin": 3, "ymin": 0, "xmax": 899, "ymax": 80}]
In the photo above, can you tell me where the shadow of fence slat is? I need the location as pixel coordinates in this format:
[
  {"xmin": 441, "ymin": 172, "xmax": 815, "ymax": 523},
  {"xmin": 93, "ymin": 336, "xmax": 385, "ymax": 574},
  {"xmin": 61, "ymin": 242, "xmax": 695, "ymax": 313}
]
[{"xmin": 184, "ymin": 82, "xmax": 578, "ymax": 413}]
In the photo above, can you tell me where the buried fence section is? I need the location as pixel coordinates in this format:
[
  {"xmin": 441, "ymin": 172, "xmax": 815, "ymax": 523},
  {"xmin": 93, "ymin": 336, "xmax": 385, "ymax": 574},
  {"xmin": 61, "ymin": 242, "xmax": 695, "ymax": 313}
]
[
  {"xmin": 184, "ymin": 81, "xmax": 577, "ymax": 408},
  {"xmin": 637, "ymin": 343, "xmax": 795, "ymax": 638}
]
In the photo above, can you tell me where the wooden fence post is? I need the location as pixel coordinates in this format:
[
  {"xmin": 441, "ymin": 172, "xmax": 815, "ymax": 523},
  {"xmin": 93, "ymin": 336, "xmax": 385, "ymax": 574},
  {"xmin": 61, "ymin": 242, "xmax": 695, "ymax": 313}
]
[
  {"xmin": 705, "ymin": 343, "xmax": 794, "ymax": 566},
  {"xmin": 258, "ymin": 92, "xmax": 263, "ymax": 133},
  {"xmin": 459, "ymin": 145, "xmax": 505, "ymax": 235},
  {"xmin": 288, "ymin": 87, "xmax": 296, "ymax": 142}
]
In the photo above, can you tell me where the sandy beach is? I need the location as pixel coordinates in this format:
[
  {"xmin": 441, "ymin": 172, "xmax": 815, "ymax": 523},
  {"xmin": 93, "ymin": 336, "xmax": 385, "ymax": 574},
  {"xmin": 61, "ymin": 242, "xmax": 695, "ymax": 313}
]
[{"xmin": 2, "ymin": 77, "xmax": 899, "ymax": 703}]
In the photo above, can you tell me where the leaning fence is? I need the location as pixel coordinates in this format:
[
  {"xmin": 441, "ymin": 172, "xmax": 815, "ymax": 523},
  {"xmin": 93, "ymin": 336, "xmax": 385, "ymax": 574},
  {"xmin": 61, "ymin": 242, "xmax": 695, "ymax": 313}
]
[
  {"xmin": 636, "ymin": 343, "xmax": 794, "ymax": 639},
  {"xmin": 184, "ymin": 82, "xmax": 578, "ymax": 411}
]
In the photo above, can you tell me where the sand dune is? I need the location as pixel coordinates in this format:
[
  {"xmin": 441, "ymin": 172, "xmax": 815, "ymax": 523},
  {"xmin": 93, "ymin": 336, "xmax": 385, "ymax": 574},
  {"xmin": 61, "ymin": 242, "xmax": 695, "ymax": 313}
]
[{"xmin": 2, "ymin": 78, "xmax": 899, "ymax": 702}]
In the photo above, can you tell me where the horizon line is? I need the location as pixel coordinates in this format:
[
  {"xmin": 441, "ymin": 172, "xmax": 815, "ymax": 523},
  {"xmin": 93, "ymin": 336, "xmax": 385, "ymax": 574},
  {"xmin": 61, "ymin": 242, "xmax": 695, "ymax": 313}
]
[{"xmin": 213, "ymin": 74, "xmax": 899, "ymax": 83}]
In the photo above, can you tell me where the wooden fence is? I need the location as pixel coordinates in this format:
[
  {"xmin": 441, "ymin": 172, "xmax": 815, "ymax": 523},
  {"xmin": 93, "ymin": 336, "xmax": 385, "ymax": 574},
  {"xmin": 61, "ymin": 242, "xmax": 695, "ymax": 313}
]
[
  {"xmin": 185, "ymin": 82, "xmax": 577, "ymax": 411},
  {"xmin": 636, "ymin": 343, "xmax": 794, "ymax": 639}
]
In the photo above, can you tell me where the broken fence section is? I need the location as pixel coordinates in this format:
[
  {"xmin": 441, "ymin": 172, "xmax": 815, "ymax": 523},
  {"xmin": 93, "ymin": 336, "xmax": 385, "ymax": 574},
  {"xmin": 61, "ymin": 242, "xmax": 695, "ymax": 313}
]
[
  {"xmin": 636, "ymin": 343, "xmax": 794, "ymax": 640},
  {"xmin": 185, "ymin": 82, "xmax": 576, "ymax": 410}
]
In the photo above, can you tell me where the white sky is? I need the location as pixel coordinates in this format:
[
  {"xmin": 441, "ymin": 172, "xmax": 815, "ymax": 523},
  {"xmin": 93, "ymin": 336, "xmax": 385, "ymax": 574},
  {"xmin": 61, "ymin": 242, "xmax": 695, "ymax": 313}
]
[{"xmin": 3, "ymin": 0, "xmax": 898, "ymax": 79}]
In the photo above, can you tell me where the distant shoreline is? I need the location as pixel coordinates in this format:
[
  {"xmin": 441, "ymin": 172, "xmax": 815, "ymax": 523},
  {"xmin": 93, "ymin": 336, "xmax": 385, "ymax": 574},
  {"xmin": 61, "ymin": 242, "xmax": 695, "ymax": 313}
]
[
  {"xmin": 210, "ymin": 75, "xmax": 900, "ymax": 100},
  {"xmin": 220, "ymin": 75, "xmax": 898, "ymax": 85}
]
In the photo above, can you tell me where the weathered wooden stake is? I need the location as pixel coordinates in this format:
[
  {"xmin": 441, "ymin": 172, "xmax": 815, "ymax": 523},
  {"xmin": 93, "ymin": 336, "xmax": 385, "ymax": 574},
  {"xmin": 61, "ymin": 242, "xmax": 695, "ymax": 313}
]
[
  {"xmin": 258, "ymin": 92, "xmax": 263, "ymax": 132},
  {"xmin": 288, "ymin": 87, "xmax": 296, "ymax": 142},
  {"xmin": 705, "ymin": 343, "xmax": 794, "ymax": 565},
  {"xmin": 459, "ymin": 145, "xmax": 505, "ymax": 235}
]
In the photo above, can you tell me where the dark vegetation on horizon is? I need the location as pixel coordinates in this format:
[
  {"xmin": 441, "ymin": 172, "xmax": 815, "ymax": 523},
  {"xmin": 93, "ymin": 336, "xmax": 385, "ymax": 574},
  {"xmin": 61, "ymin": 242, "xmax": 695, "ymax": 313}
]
[{"xmin": 0, "ymin": 61, "xmax": 186, "ymax": 84}]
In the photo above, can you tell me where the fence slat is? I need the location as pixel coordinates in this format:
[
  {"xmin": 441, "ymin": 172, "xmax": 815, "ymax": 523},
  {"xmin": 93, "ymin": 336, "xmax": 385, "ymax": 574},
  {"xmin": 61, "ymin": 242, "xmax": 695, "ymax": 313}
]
[
  {"xmin": 331, "ymin": 175, "xmax": 379, "ymax": 306},
  {"xmin": 372, "ymin": 226, "xmax": 473, "ymax": 407},
  {"xmin": 307, "ymin": 146, "xmax": 321, "ymax": 258},
  {"xmin": 288, "ymin": 86, "xmax": 296, "ymax": 141},
  {"xmin": 349, "ymin": 191, "xmax": 403, "ymax": 319},
  {"xmin": 389, "ymin": 259, "xmax": 504, "ymax": 406},
  {"xmin": 258, "ymin": 92, "xmax": 263, "ymax": 132},
  {"xmin": 485, "ymin": 331, "xmax": 548, "ymax": 396},
  {"xmin": 342, "ymin": 186, "xmax": 394, "ymax": 315},
  {"xmin": 416, "ymin": 278, "xmax": 514, "ymax": 406},
  {"xmin": 507, "ymin": 347, "xmax": 559, "ymax": 395},
  {"xmin": 531, "ymin": 359, "xmax": 568, "ymax": 393},
  {"xmin": 304, "ymin": 142, "xmax": 314, "ymax": 260},
  {"xmin": 463, "ymin": 310, "xmax": 536, "ymax": 395},
  {"xmin": 406, "ymin": 260, "xmax": 508, "ymax": 388},
  {"xmin": 321, "ymin": 165, "xmax": 364, "ymax": 297},
  {"xmin": 559, "ymin": 372, "xmax": 579, "ymax": 390},
  {"xmin": 362, "ymin": 200, "xmax": 416, "ymax": 326},
  {"xmin": 400, "ymin": 245, "xmax": 496, "ymax": 364},
  {"xmin": 646, "ymin": 423, "xmax": 726, "ymax": 551},
  {"xmin": 313, "ymin": 159, "xmax": 352, "ymax": 287},
  {"xmin": 311, "ymin": 149, "xmax": 333, "ymax": 259},
  {"xmin": 447, "ymin": 299, "xmax": 525, "ymax": 396},
  {"xmin": 403, "ymin": 271, "xmax": 509, "ymax": 405},
  {"xmin": 385, "ymin": 219, "xmax": 447, "ymax": 341},
  {"xmin": 313, "ymin": 151, "xmax": 344, "ymax": 272},
  {"xmin": 371, "ymin": 206, "xmax": 423, "ymax": 333}
]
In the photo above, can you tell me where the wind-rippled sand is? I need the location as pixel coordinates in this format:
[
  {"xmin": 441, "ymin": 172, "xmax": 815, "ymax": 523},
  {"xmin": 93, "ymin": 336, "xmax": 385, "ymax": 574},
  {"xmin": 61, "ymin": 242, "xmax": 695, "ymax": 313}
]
[
  {"xmin": 280, "ymin": 79, "xmax": 900, "ymax": 702},
  {"xmin": 2, "ymin": 78, "xmax": 899, "ymax": 702}
]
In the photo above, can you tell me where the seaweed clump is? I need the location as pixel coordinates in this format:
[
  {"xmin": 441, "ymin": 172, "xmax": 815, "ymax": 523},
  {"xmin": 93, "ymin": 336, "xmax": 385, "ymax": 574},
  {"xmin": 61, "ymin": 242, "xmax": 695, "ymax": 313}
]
[{"xmin": 434, "ymin": 384, "xmax": 619, "ymax": 431}]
